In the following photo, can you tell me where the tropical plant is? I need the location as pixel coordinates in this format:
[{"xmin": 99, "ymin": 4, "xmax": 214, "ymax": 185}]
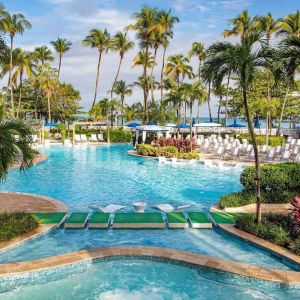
[
  {"xmin": 188, "ymin": 42, "xmax": 206, "ymax": 79},
  {"xmin": 290, "ymin": 195, "xmax": 300, "ymax": 235},
  {"xmin": 50, "ymin": 37, "xmax": 72, "ymax": 78},
  {"xmin": 0, "ymin": 12, "xmax": 31, "ymax": 116},
  {"xmin": 277, "ymin": 10, "xmax": 300, "ymax": 37},
  {"xmin": 0, "ymin": 120, "xmax": 35, "ymax": 181},
  {"xmin": 33, "ymin": 46, "xmax": 54, "ymax": 66},
  {"xmin": 82, "ymin": 28, "xmax": 111, "ymax": 108}
]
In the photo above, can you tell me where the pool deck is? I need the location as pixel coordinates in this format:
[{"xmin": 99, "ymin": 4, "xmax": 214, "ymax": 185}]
[
  {"xmin": 0, "ymin": 245, "xmax": 299, "ymax": 285},
  {"xmin": 0, "ymin": 192, "xmax": 68, "ymax": 213}
]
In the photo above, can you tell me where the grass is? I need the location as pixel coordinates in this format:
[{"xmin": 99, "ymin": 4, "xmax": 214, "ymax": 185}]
[{"xmin": 0, "ymin": 212, "xmax": 39, "ymax": 242}]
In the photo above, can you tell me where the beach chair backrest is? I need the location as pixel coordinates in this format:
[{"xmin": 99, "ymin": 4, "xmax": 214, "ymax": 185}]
[
  {"xmin": 75, "ymin": 134, "xmax": 81, "ymax": 141},
  {"xmin": 268, "ymin": 149, "xmax": 274, "ymax": 158},
  {"xmin": 80, "ymin": 134, "xmax": 87, "ymax": 141},
  {"xmin": 275, "ymin": 146, "xmax": 281, "ymax": 154},
  {"xmin": 282, "ymin": 151, "xmax": 290, "ymax": 159},
  {"xmin": 287, "ymin": 137, "xmax": 292, "ymax": 143},
  {"xmin": 233, "ymin": 147, "xmax": 239, "ymax": 156},
  {"xmin": 217, "ymin": 146, "xmax": 224, "ymax": 155},
  {"xmin": 291, "ymin": 139, "xmax": 296, "ymax": 145},
  {"xmin": 91, "ymin": 134, "xmax": 97, "ymax": 140}
]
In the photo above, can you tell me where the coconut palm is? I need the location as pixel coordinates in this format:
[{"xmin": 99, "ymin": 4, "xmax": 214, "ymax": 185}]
[
  {"xmin": 0, "ymin": 120, "xmax": 35, "ymax": 181},
  {"xmin": 82, "ymin": 28, "xmax": 111, "ymax": 108},
  {"xmin": 37, "ymin": 65, "xmax": 58, "ymax": 121},
  {"xmin": 223, "ymin": 10, "xmax": 257, "ymax": 40},
  {"xmin": 277, "ymin": 10, "xmax": 300, "ymax": 37},
  {"xmin": 111, "ymin": 80, "xmax": 133, "ymax": 126},
  {"xmin": 33, "ymin": 46, "xmax": 54, "ymax": 66},
  {"xmin": 12, "ymin": 49, "xmax": 36, "ymax": 118},
  {"xmin": 0, "ymin": 12, "xmax": 31, "ymax": 117},
  {"xmin": 50, "ymin": 38, "xmax": 72, "ymax": 78},
  {"xmin": 110, "ymin": 32, "xmax": 134, "ymax": 100},
  {"xmin": 123, "ymin": 103, "xmax": 141, "ymax": 122},
  {"xmin": 188, "ymin": 42, "xmax": 206, "ymax": 79}
]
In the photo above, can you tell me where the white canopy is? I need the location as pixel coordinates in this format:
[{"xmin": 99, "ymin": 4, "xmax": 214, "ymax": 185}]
[
  {"xmin": 164, "ymin": 123, "xmax": 177, "ymax": 128},
  {"xmin": 136, "ymin": 125, "xmax": 168, "ymax": 132},
  {"xmin": 193, "ymin": 123, "xmax": 222, "ymax": 128}
]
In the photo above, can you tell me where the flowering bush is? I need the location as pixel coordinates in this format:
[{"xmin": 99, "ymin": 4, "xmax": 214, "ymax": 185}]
[
  {"xmin": 155, "ymin": 137, "xmax": 196, "ymax": 153},
  {"xmin": 290, "ymin": 195, "xmax": 300, "ymax": 235}
]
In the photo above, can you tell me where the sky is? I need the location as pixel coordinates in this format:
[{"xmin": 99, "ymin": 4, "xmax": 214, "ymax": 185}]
[{"xmin": 1, "ymin": 0, "xmax": 300, "ymax": 117}]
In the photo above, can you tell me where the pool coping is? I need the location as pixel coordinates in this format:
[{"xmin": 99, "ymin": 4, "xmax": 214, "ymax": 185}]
[
  {"xmin": 218, "ymin": 225, "xmax": 300, "ymax": 269},
  {"xmin": 0, "ymin": 245, "xmax": 299, "ymax": 285}
]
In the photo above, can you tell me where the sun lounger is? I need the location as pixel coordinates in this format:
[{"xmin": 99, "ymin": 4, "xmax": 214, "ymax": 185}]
[
  {"xmin": 74, "ymin": 134, "xmax": 81, "ymax": 143},
  {"xmin": 158, "ymin": 156, "xmax": 167, "ymax": 164},
  {"xmin": 166, "ymin": 212, "xmax": 188, "ymax": 228},
  {"xmin": 98, "ymin": 133, "xmax": 105, "ymax": 142},
  {"xmin": 80, "ymin": 134, "xmax": 88, "ymax": 142},
  {"xmin": 187, "ymin": 212, "xmax": 212, "ymax": 228},
  {"xmin": 90, "ymin": 134, "xmax": 98, "ymax": 142},
  {"xmin": 32, "ymin": 212, "xmax": 67, "ymax": 226},
  {"xmin": 64, "ymin": 212, "xmax": 89, "ymax": 228},
  {"xmin": 89, "ymin": 204, "xmax": 126, "ymax": 213},
  {"xmin": 113, "ymin": 213, "xmax": 164, "ymax": 228},
  {"xmin": 152, "ymin": 203, "xmax": 190, "ymax": 213},
  {"xmin": 88, "ymin": 212, "xmax": 110, "ymax": 228}
]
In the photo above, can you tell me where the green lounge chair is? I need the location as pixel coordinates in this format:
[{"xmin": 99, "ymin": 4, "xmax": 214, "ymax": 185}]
[
  {"xmin": 166, "ymin": 212, "xmax": 188, "ymax": 228},
  {"xmin": 64, "ymin": 212, "xmax": 89, "ymax": 228},
  {"xmin": 187, "ymin": 212, "xmax": 212, "ymax": 228},
  {"xmin": 88, "ymin": 212, "xmax": 110, "ymax": 228},
  {"xmin": 113, "ymin": 213, "xmax": 164, "ymax": 228},
  {"xmin": 32, "ymin": 212, "xmax": 67, "ymax": 226}
]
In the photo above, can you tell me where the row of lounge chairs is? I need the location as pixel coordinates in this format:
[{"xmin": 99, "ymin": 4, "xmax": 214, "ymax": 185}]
[
  {"xmin": 32, "ymin": 211, "xmax": 242, "ymax": 229},
  {"xmin": 74, "ymin": 134, "xmax": 105, "ymax": 144}
]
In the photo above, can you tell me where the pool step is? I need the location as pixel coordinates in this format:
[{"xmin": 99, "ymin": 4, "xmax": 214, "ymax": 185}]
[
  {"xmin": 88, "ymin": 212, "xmax": 110, "ymax": 228},
  {"xmin": 113, "ymin": 213, "xmax": 164, "ymax": 229},
  {"xmin": 187, "ymin": 212, "xmax": 212, "ymax": 228},
  {"xmin": 166, "ymin": 212, "xmax": 189, "ymax": 228},
  {"xmin": 64, "ymin": 212, "xmax": 89, "ymax": 228}
]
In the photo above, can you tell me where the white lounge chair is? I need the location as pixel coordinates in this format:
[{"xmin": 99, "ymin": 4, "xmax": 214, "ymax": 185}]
[
  {"xmin": 98, "ymin": 134, "xmax": 105, "ymax": 142},
  {"xmin": 158, "ymin": 157, "xmax": 167, "ymax": 164},
  {"xmin": 152, "ymin": 203, "xmax": 190, "ymax": 212},
  {"xmin": 90, "ymin": 134, "xmax": 98, "ymax": 142},
  {"xmin": 89, "ymin": 204, "xmax": 126, "ymax": 213},
  {"xmin": 74, "ymin": 134, "xmax": 81, "ymax": 143},
  {"xmin": 80, "ymin": 134, "xmax": 88, "ymax": 142}
]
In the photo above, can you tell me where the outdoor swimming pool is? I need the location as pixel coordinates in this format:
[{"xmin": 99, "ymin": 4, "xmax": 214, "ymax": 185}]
[
  {"xmin": 1, "ymin": 144, "xmax": 242, "ymax": 211},
  {"xmin": 1, "ymin": 259, "xmax": 299, "ymax": 300}
]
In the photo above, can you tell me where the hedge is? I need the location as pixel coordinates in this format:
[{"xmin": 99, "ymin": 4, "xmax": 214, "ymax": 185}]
[
  {"xmin": 136, "ymin": 144, "xmax": 200, "ymax": 160},
  {"xmin": 238, "ymin": 134, "xmax": 285, "ymax": 147},
  {"xmin": 103, "ymin": 129, "xmax": 132, "ymax": 143},
  {"xmin": 0, "ymin": 212, "xmax": 39, "ymax": 242}
]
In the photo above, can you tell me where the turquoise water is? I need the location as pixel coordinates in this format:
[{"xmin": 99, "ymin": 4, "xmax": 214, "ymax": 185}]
[
  {"xmin": 1, "ymin": 145, "xmax": 242, "ymax": 211},
  {"xmin": 1, "ymin": 259, "xmax": 299, "ymax": 300}
]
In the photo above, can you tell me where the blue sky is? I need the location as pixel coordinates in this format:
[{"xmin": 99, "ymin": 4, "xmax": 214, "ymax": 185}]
[{"xmin": 2, "ymin": 0, "xmax": 300, "ymax": 115}]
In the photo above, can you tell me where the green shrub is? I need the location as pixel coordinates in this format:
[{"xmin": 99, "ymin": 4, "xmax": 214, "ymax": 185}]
[
  {"xmin": 136, "ymin": 144, "xmax": 200, "ymax": 160},
  {"xmin": 103, "ymin": 129, "xmax": 132, "ymax": 143},
  {"xmin": 240, "ymin": 163, "xmax": 300, "ymax": 192},
  {"xmin": 0, "ymin": 212, "xmax": 39, "ymax": 242},
  {"xmin": 292, "ymin": 237, "xmax": 300, "ymax": 255},
  {"xmin": 238, "ymin": 134, "xmax": 285, "ymax": 147},
  {"xmin": 219, "ymin": 191, "xmax": 255, "ymax": 209}
]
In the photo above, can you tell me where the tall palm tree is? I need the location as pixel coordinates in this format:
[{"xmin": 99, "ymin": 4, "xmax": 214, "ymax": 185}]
[
  {"xmin": 0, "ymin": 120, "xmax": 35, "ymax": 181},
  {"xmin": 277, "ymin": 10, "xmax": 300, "ymax": 37},
  {"xmin": 188, "ymin": 42, "xmax": 206, "ymax": 79},
  {"xmin": 223, "ymin": 10, "xmax": 257, "ymax": 40},
  {"xmin": 0, "ymin": 12, "xmax": 31, "ymax": 117},
  {"xmin": 110, "ymin": 32, "xmax": 134, "ymax": 100},
  {"xmin": 201, "ymin": 62, "xmax": 214, "ymax": 122},
  {"xmin": 111, "ymin": 80, "xmax": 133, "ymax": 126},
  {"xmin": 37, "ymin": 65, "xmax": 58, "ymax": 121},
  {"xmin": 12, "ymin": 49, "xmax": 36, "ymax": 118},
  {"xmin": 33, "ymin": 46, "xmax": 54, "ymax": 66},
  {"xmin": 50, "ymin": 37, "xmax": 72, "ymax": 78},
  {"xmin": 165, "ymin": 54, "xmax": 193, "ymax": 86},
  {"xmin": 82, "ymin": 28, "xmax": 111, "ymax": 108},
  {"xmin": 126, "ymin": 6, "xmax": 158, "ymax": 121}
]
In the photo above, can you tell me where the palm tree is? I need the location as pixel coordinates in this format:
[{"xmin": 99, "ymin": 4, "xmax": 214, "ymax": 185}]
[
  {"xmin": 0, "ymin": 12, "xmax": 31, "ymax": 117},
  {"xmin": 37, "ymin": 65, "xmax": 58, "ymax": 121},
  {"xmin": 12, "ymin": 49, "xmax": 36, "ymax": 118},
  {"xmin": 82, "ymin": 28, "xmax": 111, "ymax": 108},
  {"xmin": 110, "ymin": 32, "xmax": 134, "ymax": 100},
  {"xmin": 50, "ymin": 37, "xmax": 72, "ymax": 78},
  {"xmin": 33, "ymin": 46, "xmax": 54, "ymax": 66},
  {"xmin": 111, "ymin": 80, "xmax": 132, "ymax": 126},
  {"xmin": 165, "ymin": 54, "xmax": 193, "ymax": 86},
  {"xmin": 277, "ymin": 10, "xmax": 300, "ymax": 37},
  {"xmin": 188, "ymin": 42, "xmax": 206, "ymax": 79},
  {"xmin": 201, "ymin": 62, "xmax": 214, "ymax": 122},
  {"xmin": 0, "ymin": 120, "xmax": 35, "ymax": 181},
  {"xmin": 223, "ymin": 10, "xmax": 257, "ymax": 40}
]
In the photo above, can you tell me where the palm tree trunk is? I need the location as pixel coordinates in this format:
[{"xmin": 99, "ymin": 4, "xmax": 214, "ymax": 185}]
[
  {"xmin": 197, "ymin": 102, "xmax": 200, "ymax": 123},
  {"xmin": 121, "ymin": 96, "xmax": 124, "ymax": 126},
  {"xmin": 144, "ymin": 43, "xmax": 149, "ymax": 122},
  {"xmin": 198, "ymin": 59, "xmax": 201, "ymax": 80},
  {"xmin": 150, "ymin": 47, "xmax": 158, "ymax": 101},
  {"xmin": 207, "ymin": 81, "xmax": 212, "ymax": 122},
  {"xmin": 9, "ymin": 36, "xmax": 14, "ymax": 117},
  {"xmin": 277, "ymin": 83, "xmax": 290, "ymax": 136},
  {"xmin": 47, "ymin": 91, "xmax": 51, "ymax": 122},
  {"xmin": 243, "ymin": 87, "xmax": 261, "ymax": 224},
  {"xmin": 110, "ymin": 55, "xmax": 123, "ymax": 100},
  {"xmin": 92, "ymin": 51, "xmax": 102, "ymax": 109},
  {"xmin": 160, "ymin": 46, "xmax": 167, "ymax": 104},
  {"xmin": 106, "ymin": 116, "xmax": 110, "ymax": 144},
  {"xmin": 217, "ymin": 96, "xmax": 222, "ymax": 122},
  {"xmin": 17, "ymin": 71, "xmax": 23, "ymax": 119},
  {"xmin": 58, "ymin": 53, "xmax": 62, "ymax": 78},
  {"xmin": 225, "ymin": 72, "xmax": 231, "ymax": 127},
  {"xmin": 189, "ymin": 102, "xmax": 193, "ymax": 152}
]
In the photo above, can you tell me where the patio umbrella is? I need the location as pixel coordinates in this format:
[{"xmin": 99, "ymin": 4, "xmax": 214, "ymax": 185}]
[
  {"xmin": 228, "ymin": 118, "xmax": 246, "ymax": 128},
  {"xmin": 176, "ymin": 123, "xmax": 190, "ymax": 129},
  {"xmin": 147, "ymin": 121, "xmax": 157, "ymax": 125},
  {"xmin": 44, "ymin": 123, "xmax": 58, "ymax": 127},
  {"xmin": 126, "ymin": 122, "xmax": 141, "ymax": 128},
  {"xmin": 254, "ymin": 117, "xmax": 261, "ymax": 129}
]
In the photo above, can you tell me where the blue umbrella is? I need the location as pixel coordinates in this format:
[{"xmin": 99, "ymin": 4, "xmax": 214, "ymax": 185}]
[
  {"xmin": 254, "ymin": 117, "xmax": 261, "ymax": 129},
  {"xmin": 147, "ymin": 121, "xmax": 157, "ymax": 125},
  {"xmin": 192, "ymin": 118, "xmax": 196, "ymax": 125},
  {"xmin": 44, "ymin": 122, "xmax": 58, "ymax": 127},
  {"xmin": 228, "ymin": 118, "xmax": 246, "ymax": 128},
  {"xmin": 176, "ymin": 123, "xmax": 190, "ymax": 129},
  {"xmin": 126, "ymin": 122, "xmax": 141, "ymax": 128}
]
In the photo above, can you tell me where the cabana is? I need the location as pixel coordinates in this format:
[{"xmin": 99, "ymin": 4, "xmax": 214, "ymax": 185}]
[
  {"xmin": 135, "ymin": 125, "xmax": 168, "ymax": 148},
  {"xmin": 72, "ymin": 121, "xmax": 106, "ymax": 144}
]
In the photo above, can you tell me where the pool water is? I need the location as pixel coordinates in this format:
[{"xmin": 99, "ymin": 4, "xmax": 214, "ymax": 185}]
[
  {"xmin": 1, "ymin": 145, "xmax": 242, "ymax": 211},
  {"xmin": 1, "ymin": 259, "xmax": 299, "ymax": 300},
  {"xmin": 0, "ymin": 228, "xmax": 295, "ymax": 271}
]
